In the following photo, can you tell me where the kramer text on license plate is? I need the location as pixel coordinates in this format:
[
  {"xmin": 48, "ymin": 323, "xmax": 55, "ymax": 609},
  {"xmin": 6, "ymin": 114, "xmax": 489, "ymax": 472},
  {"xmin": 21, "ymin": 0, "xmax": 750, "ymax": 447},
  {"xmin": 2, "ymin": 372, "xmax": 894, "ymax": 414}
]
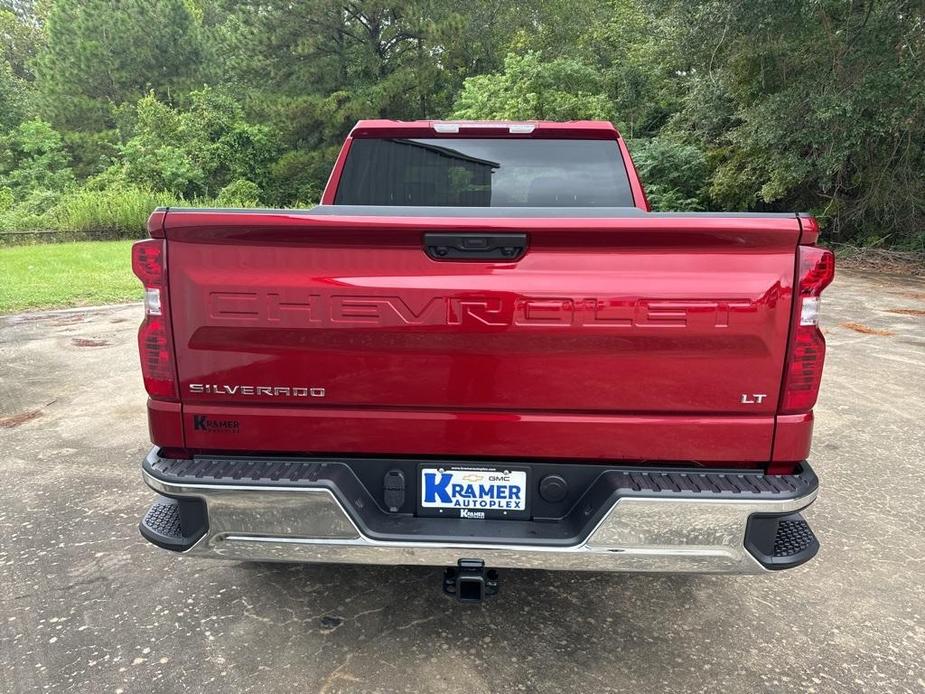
[{"xmin": 420, "ymin": 468, "xmax": 527, "ymax": 515}]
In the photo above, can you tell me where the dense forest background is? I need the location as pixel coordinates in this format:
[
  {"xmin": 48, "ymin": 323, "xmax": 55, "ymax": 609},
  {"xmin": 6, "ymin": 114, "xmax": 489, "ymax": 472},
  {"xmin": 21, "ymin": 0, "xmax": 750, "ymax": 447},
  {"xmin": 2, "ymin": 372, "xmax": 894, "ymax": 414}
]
[{"xmin": 0, "ymin": 0, "xmax": 922, "ymax": 247}]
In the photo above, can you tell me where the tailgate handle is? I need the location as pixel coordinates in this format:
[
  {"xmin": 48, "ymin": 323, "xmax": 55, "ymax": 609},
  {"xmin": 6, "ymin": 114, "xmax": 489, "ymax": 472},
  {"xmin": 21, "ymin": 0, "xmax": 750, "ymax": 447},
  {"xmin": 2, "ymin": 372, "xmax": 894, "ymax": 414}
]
[{"xmin": 424, "ymin": 233, "xmax": 528, "ymax": 261}]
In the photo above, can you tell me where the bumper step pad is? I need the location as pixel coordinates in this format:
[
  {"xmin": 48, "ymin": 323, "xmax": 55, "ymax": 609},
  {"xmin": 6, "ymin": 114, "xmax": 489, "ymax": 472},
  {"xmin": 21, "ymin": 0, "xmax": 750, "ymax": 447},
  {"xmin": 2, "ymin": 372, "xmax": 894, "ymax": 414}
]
[
  {"xmin": 774, "ymin": 518, "xmax": 818, "ymax": 558},
  {"xmin": 143, "ymin": 499, "xmax": 182, "ymax": 539},
  {"xmin": 139, "ymin": 494, "xmax": 207, "ymax": 552},
  {"xmin": 745, "ymin": 512, "xmax": 819, "ymax": 570}
]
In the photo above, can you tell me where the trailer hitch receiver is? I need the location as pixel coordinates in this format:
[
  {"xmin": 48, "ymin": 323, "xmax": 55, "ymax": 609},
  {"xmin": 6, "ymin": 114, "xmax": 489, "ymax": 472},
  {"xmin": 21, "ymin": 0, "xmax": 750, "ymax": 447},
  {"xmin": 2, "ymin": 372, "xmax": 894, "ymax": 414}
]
[{"xmin": 443, "ymin": 559, "xmax": 498, "ymax": 603}]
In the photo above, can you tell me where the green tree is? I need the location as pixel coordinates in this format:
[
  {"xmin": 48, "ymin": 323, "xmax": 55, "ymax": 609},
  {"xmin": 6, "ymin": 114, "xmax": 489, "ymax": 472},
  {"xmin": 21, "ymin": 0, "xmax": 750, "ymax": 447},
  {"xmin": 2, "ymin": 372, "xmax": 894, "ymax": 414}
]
[
  {"xmin": 631, "ymin": 137, "xmax": 709, "ymax": 211},
  {"xmin": 0, "ymin": 59, "xmax": 24, "ymax": 130},
  {"xmin": 452, "ymin": 51, "xmax": 613, "ymax": 120},
  {"xmin": 582, "ymin": 0, "xmax": 685, "ymax": 138},
  {"xmin": 219, "ymin": 1, "xmax": 460, "ymax": 113},
  {"xmin": 108, "ymin": 89, "xmax": 279, "ymax": 201},
  {"xmin": 206, "ymin": 0, "xmax": 535, "ymax": 203},
  {"xmin": 0, "ymin": 6, "xmax": 43, "ymax": 129},
  {"xmin": 665, "ymin": 0, "xmax": 925, "ymax": 245},
  {"xmin": 0, "ymin": 5, "xmax": 42, "ymax": 82},
  {"xmin": 0, "ymin": 118, "xmax": 74, "ymax": 195},
  {"xmin": 34, "ymin": 0, "xmax": 204, "ymax": 133},
  {"xmin": 2, "ymin": 0, "xmax": 921, "ymax": 245}
]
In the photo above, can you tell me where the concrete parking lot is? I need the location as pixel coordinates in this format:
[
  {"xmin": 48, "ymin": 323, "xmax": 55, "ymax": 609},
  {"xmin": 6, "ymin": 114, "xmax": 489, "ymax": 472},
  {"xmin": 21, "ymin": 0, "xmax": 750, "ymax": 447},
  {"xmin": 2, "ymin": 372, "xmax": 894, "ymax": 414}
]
[{"xmin": 1, "ymin": 270, "xmax": 923, "ymax": 693}]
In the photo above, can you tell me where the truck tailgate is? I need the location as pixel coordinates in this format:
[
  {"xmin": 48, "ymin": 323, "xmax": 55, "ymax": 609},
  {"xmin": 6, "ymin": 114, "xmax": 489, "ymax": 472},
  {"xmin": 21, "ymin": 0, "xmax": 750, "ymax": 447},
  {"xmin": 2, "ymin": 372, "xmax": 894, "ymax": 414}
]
[{"xmin": 162, "ymin": 209, "xmax": 800, "ymax": 463}]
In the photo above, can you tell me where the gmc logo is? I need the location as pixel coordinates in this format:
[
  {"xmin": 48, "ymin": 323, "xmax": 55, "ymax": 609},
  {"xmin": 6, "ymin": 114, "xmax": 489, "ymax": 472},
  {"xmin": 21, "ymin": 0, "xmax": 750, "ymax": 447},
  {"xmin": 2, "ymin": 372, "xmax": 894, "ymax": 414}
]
[{"xmin": 208, "ymin": 292, "xmax": 756, "ymax": 329}]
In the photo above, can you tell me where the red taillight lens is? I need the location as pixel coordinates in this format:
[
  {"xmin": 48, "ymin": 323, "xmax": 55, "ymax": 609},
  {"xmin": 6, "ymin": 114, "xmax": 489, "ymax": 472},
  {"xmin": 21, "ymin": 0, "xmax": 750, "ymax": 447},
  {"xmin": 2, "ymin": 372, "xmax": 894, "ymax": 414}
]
[
  {"xmin": 138, "ymin": 316, "xmax": 176, "ymax": 398},
  {"xmin": 781, "ymin": 328, "xmax": 827, "ymax": 412},
  {"xmin": 780, "ymin": 245, "xmax": 835, "ymax": 414},
  {"xmin": 132, "ymin": 239, "xmax": 164, "ymax": 287},
  {"xmin": 797, "ymin": 245, "xmax": 835, "ymax": 296},
  {"xmin": 132, "ymin": 239, "xmax": 177, "ymax": 400}
]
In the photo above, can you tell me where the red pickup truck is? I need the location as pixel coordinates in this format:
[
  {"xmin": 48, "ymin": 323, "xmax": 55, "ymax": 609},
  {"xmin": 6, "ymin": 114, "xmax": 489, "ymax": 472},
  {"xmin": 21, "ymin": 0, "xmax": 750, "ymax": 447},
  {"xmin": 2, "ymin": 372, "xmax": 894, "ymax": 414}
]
[{"xmin": 134, "ymin": 120, "xmax": 832, "ymax": 601}]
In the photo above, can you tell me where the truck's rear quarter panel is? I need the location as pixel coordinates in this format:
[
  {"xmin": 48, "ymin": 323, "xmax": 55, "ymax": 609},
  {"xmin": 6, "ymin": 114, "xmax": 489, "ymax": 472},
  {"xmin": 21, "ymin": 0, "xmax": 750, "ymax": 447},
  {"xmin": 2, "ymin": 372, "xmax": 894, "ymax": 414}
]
[{"xmin": 162, "ymin": 210, "xmax": 800, "ymax": 464}]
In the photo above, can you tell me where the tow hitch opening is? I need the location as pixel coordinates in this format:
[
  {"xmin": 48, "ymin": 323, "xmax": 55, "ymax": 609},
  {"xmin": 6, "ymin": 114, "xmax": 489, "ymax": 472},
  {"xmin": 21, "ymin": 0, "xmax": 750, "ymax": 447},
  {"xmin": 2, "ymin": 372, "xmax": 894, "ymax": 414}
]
[{"xmin": 443, "ymin": 559, "xmax": 498, "ymax": 603}]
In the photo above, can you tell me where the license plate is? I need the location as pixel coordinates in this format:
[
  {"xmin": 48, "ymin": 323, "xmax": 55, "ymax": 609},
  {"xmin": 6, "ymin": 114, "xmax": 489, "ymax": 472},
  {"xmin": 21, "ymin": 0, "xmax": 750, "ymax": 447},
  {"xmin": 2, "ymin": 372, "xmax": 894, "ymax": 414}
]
[{"xmin": 418, "ymin": 466, "xmax": 529, "ymax": 520}]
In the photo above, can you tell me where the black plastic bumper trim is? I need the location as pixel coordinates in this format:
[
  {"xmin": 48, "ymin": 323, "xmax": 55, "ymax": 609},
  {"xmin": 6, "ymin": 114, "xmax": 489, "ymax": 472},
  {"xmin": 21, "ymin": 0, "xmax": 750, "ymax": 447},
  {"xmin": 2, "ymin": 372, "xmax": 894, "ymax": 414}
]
[
  {"xmin": 139, "ymin": 493, "xmax": 208, "ymax": 552},
  {"xmin": 745, "ymin": 512, "xmax": 820, "ymax": 570}
]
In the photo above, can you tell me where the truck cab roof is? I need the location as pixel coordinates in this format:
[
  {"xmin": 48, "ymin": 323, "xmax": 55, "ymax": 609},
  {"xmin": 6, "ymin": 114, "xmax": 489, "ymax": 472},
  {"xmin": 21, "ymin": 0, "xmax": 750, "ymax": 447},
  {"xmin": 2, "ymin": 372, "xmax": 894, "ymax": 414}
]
[{"xmin": 349, "ymin": 119, "xmax": 622, "ymax": 139}]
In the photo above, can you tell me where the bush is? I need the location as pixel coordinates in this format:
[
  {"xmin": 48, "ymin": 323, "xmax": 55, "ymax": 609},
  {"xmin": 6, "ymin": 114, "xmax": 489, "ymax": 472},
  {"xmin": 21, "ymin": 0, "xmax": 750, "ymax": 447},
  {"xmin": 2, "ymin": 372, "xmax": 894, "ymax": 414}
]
[
  {"xmin": 630, "ymin": 137, "xmax": 710, "ymax": 211},
  {"xmin": 0, "ymin": 119, "xmax": 75, "ymax": 195},
  {"xmin": 452, "ymin": 52, "xmax": 614, "ymax": 121},
  {"xmin": 268, "ymin": 147, "xmax": 338, "ymax": 206},
  {"xmin": 0, "ymin": 188, "xmax": 61, "ymax": 231},
  {"xmin": 216, "ymin": 179, "xmax": 260, "ymax": 207},
  {"xmin": 108, "ymin": 90, "xmax": 280, "ymax": 202}
]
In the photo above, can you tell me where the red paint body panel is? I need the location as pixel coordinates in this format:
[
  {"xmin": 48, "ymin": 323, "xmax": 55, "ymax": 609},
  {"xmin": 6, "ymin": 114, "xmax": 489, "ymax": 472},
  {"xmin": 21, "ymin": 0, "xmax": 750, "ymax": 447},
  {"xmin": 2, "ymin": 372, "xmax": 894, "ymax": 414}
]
[
  {"xmin": 772, "ymin": 412, "xmax": 814, "ymax": 462},
  {"xmin": 146, "ymin": 209, "xmax": 166, "ymax": 239},
  {"xmin": 798, "ymin": 215, "xmax": 820, "ymax": 245},
  {"xmin": 181, "ymin": 405, "xmax": 772, "ymax": 464},
  {"xmin": 156, "ymin": 210, "xmax": 801, "ymax": 463},
  {"xmin": 147, "ymin": 399, "xmax": 184, "ymax": 447},
  {"xmin": 320, "ymin": 136, "xmax": 352, "ymax": 206},
  {"xmin": 349, "ymin": 119, "xmax": 621, "ymax": 139},
  {"xmin": 617, "ymin": 136, "xmax": 649, "ymax": 211}
]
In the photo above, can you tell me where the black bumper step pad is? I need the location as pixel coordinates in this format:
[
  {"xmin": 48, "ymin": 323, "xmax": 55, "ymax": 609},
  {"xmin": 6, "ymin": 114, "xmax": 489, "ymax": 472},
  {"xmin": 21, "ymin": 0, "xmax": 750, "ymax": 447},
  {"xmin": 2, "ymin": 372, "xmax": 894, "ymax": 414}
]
[
  {"xmin": 138, "ymin": 494, "xmax": 207, "ymax": 552},
  {"xmin": 745, "ymin": 512, "xmax": 820, "ymax": 570},
  {"xmin": 774, "ymin": 518, "xmax": 818, "ymax": 558},
  {"xmin": 143, "ymin": 500, "xmax": 182, "ymax": 539}
]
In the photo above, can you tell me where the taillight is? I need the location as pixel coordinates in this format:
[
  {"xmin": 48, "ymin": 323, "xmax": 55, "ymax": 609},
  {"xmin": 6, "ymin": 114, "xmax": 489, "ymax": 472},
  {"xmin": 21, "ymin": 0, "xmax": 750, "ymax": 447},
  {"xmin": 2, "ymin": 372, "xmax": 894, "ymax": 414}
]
[
  {"xmin": 132, "ymin": 239, "xmax": 177, "ymax": 400},
  {"xmin": 132, "ymin": 241, "xmax": 164, "ymax": 287},
  {"xmin": 780, "ymin": 245, "xmax": 835, "ymax": 414}
]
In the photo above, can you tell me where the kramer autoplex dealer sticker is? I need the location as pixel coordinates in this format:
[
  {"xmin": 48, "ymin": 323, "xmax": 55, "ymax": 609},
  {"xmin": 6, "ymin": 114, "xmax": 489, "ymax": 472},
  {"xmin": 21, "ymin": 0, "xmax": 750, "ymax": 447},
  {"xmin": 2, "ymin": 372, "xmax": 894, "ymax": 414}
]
[{"xmin": 192, "ymin": 415, "xmax": 240, "ymax": 433}]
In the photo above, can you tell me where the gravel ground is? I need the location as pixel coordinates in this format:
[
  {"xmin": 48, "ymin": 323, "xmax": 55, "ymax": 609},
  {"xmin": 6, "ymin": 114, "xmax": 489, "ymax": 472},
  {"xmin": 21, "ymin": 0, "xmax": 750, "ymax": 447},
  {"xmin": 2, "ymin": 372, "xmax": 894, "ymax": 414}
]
[{"xmin": 1, "ymin": 269, "xmax": 923, "ymax": 693}]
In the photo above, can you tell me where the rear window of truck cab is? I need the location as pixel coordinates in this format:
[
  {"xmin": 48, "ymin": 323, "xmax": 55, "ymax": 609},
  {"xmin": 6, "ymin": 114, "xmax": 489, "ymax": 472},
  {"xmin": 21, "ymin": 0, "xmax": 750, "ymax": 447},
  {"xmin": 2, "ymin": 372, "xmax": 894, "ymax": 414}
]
[{"xmin": 334, "ymin": 138, "xmax": 634, "ymax": 207}]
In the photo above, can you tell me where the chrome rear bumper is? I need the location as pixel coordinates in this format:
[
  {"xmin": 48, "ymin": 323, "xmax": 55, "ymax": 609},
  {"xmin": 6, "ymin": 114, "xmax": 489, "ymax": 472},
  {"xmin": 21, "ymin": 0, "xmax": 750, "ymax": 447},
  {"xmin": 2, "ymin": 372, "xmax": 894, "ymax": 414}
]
[{"xmin": 141, "ymin": 451, "xmax": 819, "ymax": 574}]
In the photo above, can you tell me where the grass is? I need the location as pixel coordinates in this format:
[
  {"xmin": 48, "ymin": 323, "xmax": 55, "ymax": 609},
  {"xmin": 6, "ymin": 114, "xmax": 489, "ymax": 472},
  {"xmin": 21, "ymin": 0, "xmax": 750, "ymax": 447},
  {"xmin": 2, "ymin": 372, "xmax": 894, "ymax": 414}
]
[
  {"xmin": 1, "ymin": 185, "xmax": 264, "ymax": 238},
  {"xmin": 0, "ymin": 186, "xmax": 191, "ymax": 238},
  {"xmin": 0, "ymin": 240, "xmax": 141, "ymax": 313},
  {"xmin": 50, "ymin": 186, "xmax": 185, "ymax": 233}
]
